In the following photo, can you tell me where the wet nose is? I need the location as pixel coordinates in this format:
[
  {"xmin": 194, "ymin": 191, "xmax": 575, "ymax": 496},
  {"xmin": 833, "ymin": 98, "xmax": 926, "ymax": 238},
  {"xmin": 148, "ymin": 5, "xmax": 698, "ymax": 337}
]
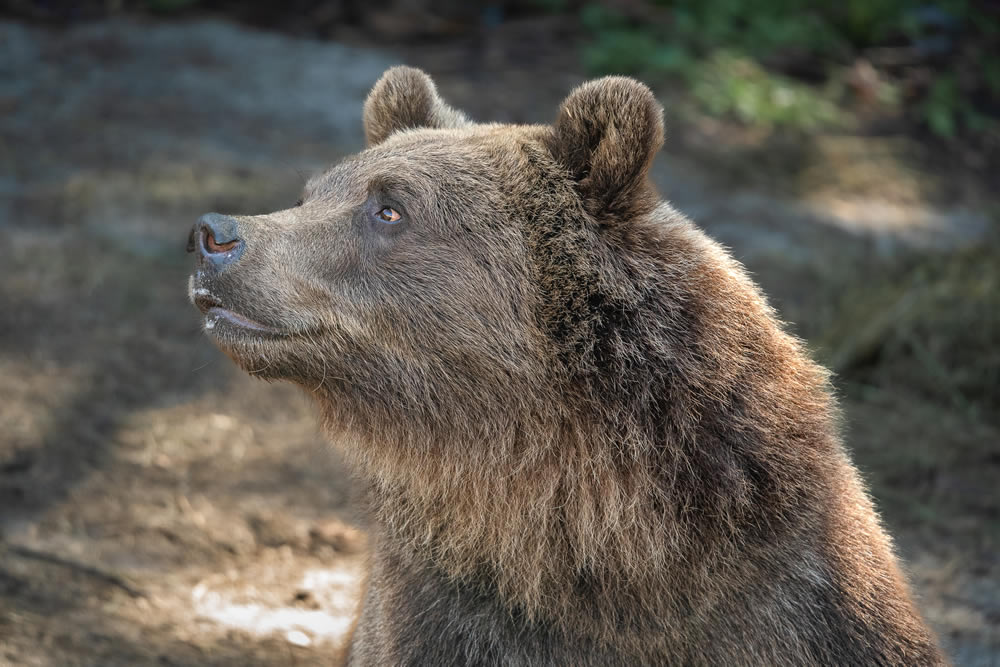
[{"xmin": 188, "ymin": 213, "xmax": 244, "ymax": 268}]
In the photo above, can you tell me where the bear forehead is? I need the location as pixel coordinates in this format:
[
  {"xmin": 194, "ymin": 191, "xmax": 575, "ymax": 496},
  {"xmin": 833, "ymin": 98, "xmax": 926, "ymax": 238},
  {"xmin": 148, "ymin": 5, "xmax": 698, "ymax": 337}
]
[
  {"xmin": 382, "ymin": 122, "xmax": 547, "ymax": 144},
  {"xmin": 307, "ymin": 123, "xmax": 551, "ymax": 196}
]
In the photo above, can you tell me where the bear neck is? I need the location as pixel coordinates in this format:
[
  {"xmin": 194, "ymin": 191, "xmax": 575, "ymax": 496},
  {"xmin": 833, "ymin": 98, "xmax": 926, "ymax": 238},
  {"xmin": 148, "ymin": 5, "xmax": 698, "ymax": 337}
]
[{"xmin": 318, "ymin": 339, "xmax": 838, "ymax": 628}]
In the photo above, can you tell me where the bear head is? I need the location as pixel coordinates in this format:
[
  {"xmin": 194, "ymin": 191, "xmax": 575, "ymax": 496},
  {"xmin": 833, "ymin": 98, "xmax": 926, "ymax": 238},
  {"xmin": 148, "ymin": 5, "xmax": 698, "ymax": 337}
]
[{"xmin": 188, "ymin": 66, "xmax": 666, "ymax": 445}]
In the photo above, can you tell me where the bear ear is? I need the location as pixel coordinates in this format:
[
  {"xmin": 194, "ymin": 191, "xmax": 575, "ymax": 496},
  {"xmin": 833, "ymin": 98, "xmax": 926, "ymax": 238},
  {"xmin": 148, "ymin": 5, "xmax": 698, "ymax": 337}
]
[
  {"xmin": 545, "ymin": 76, "xmax": 664, "ymax": 219},
  {"xmin": 363, "ymin": 66, "xmax": 470, "ymax": 146}
]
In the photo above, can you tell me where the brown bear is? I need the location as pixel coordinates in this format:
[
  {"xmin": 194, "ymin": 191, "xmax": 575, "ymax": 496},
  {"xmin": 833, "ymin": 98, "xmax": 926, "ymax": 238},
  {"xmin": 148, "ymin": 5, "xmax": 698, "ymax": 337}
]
[{"xmin": 187, "ymin": 67, "xmax": 946, "ymax": 665}]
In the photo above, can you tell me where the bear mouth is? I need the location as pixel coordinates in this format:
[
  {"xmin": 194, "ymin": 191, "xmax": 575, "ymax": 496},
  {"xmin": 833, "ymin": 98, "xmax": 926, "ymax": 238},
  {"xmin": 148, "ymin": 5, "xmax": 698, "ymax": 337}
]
[{"xmin": 192, "ymin": 292, "xmax": 284, "ymax": 337}]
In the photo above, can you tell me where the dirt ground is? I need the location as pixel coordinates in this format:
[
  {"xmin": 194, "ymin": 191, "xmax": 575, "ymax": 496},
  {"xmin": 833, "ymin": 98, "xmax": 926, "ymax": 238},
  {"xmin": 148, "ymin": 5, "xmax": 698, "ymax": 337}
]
[{"xmin": 1, "ymin": 17, "xmax": 997, "ymax": 666}]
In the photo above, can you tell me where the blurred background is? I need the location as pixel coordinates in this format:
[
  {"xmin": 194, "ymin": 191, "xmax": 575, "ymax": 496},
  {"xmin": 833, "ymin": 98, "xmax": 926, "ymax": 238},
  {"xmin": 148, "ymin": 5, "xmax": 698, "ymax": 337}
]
[{"xmin": 0, "ymin": 1, "xmax": 997, "ymax": 664}]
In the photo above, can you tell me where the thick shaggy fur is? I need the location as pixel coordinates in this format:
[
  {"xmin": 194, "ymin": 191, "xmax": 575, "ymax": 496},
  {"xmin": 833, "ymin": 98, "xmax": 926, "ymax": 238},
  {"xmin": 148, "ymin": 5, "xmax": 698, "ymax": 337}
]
[{"xmin": 189, "ymin": 67, "xmax": 946, "ymax": 665}]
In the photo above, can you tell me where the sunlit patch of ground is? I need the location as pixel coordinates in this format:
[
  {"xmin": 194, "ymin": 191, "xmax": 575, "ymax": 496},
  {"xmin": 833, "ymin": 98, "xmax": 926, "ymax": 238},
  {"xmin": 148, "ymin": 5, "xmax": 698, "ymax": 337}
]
[
  {"xmin": 803, "ymin": 197, "xmax": 990, "ymax": 247},
  {"xmin": 192, "ymin": 563, "xmax": 363, "ymax": 648}
]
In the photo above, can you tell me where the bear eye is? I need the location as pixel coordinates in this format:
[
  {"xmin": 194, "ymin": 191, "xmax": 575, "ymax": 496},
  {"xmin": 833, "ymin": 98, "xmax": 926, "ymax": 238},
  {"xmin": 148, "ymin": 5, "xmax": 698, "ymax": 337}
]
[{"xmin": 375, "ymin": 206, "xmax": 402, "ymax": 223}]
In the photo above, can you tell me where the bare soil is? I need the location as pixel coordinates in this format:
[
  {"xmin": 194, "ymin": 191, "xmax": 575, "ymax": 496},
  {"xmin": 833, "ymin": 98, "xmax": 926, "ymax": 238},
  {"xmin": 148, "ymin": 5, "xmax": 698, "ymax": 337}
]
[{"xmin": 1, "ymin": 18, "xmax": 996, "ymax": 666}]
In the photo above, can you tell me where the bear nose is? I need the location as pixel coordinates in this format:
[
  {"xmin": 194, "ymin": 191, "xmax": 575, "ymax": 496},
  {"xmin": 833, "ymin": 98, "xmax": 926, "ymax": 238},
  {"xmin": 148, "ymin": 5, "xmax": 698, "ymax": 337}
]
[{"xmin": 189, "ymin": 213, "xmax": 244, "ymax": 268}]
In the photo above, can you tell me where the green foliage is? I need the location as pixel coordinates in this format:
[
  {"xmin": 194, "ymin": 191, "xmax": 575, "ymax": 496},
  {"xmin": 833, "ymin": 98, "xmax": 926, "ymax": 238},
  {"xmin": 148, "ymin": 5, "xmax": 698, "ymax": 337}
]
[
  {"xmin": 583, "ymin": 30, "xmax": 693, "ymax": 77},
  {"xmin": 577, "ymin": 0, "xmax": 1000, "ymax": 139},
  {"xmin": 662, "ymin": 0, "xmax": 845, "ymax": 59},
  {"xmin": 691, "ymin": 52, "xmax": 842, "ymax": 129},
  {"xmin": 922, "ymin": 75, "xmax": 961, "ymax": 138},
  {"xmin": 832, "ymin": 0, "xmax": 909, "ymax": 45},
  {"xmin": 920, "ymin": 74, "xmax": 1000, "ymax": 139}
]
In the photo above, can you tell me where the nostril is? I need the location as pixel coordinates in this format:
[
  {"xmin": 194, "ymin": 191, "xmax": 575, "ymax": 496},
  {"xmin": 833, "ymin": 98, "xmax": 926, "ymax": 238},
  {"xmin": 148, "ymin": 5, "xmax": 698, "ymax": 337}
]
[
  {"xmin": 203, "ymin": 226, "xmax": 240, "ymax": 254},
  {"xmin": 195, "ymin": 213, "xmax": 243, "ymax": 261}
]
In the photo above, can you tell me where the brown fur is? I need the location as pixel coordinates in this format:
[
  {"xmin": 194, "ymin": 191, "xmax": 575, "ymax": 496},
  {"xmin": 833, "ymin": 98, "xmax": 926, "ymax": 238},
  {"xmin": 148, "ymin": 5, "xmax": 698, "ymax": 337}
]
[{"xmin": 188, "ymin": 66, "xmax": 946, "ymax": 665}]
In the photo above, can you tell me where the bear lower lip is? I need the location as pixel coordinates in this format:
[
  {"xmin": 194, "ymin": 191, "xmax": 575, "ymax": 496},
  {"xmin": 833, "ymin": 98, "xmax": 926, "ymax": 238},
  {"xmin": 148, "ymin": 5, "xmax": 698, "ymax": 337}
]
[{"xmin": 205, "ymin": 306, "xmax": 282, "ymax": 335}]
